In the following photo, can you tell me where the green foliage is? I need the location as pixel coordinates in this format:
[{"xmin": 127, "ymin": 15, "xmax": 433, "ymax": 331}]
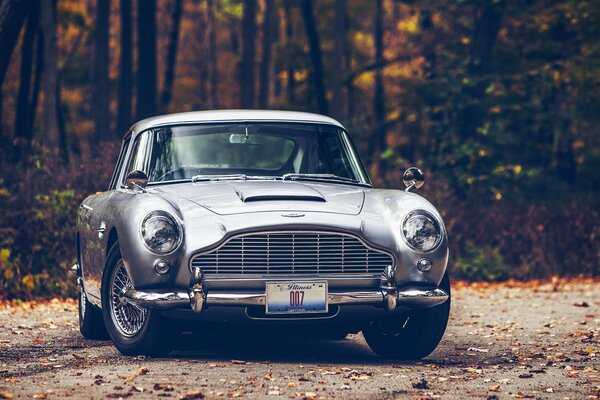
[
  {"xmin": 0, "ymin": 143, "xmax": 119, "ymax": 300},
  {"xmin": 453, "ymin": 241, "xmax": 508, "ymax": 282}
]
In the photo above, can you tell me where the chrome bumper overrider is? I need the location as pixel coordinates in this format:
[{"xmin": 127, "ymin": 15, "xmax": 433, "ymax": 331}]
[{"xmin": 120, "ymin": 266, "xmax": 448, "ymax": 313}]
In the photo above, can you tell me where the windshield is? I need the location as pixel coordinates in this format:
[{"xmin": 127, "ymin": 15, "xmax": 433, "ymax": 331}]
[{"xmin": 124, "ymin": 122, "xmax": 370, "ymax": 185}]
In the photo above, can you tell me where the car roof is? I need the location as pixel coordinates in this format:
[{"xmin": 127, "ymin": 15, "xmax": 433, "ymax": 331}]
[{"xmin": 128, "ymin": 110, "xmax": 345, "ymax": 138}]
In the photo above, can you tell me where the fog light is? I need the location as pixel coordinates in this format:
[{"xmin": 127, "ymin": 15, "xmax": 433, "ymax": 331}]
[
  {"xmin": 417, "ymin": 257, "xmax": 432, "ymax": 272},
  {"xmin": 154, "ymin": 259, "xmax": 170, "ymax": 275}
]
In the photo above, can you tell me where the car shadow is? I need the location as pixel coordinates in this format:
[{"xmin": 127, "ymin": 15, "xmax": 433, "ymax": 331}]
[
  {"xmin": 163, "ymin": 326, "xmax": 448, "ymax": 365},
  {"xmin": 169, "ymin": 330, "xmax": 377, "ymax": 364}
]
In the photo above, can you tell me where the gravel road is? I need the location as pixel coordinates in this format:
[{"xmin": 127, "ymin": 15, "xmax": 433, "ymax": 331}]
[{"xmin": 1, "ymin": 279, "xmax": 598, "ymax": 399}]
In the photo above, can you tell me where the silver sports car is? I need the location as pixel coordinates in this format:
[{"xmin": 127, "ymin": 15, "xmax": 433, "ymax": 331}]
[{"xmin": 75, "ymin": 110, "xmax": 450, "ymax": 359}]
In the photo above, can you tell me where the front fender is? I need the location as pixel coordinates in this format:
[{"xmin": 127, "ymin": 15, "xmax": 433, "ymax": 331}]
[{"xmin": 361, "ymin": 189, "xmax": 449, "ymax": 287}]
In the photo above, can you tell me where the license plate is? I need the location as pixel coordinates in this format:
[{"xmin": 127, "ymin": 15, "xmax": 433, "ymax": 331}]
[{"xmin": 265, "ymin": 281, "xmax": 328, "ymax": 314}]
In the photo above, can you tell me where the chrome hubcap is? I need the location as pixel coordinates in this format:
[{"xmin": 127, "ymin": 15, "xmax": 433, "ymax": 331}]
[{"xmin": 110, "ymin": 261, "xmax": 148, "ymax": 337}]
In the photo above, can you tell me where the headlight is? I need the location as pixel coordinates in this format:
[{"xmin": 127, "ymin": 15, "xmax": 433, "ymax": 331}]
[
  {"xmin": 402, "ymin": 211, "xmax": 442, "ymax": 252},
  {"xmin": 141, "ymin": 211, "xmax": 182, "ymax": 254}
]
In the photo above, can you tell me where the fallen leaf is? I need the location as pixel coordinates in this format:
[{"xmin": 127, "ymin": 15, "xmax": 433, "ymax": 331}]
[
  {"xmin": 468, "ymin": 347, "xmax": 490, "ymax": 353},
  {"xmin": 574, "ymin": 302, "xmax": 589, "ymax": 307},
  {"xmin": 350, "ymin": 373, "xmax": 372, "ymax": 380},
  {"xmin": 518, "ymin": 373, "xmax": 533, "ymax": 379},
  {"xmin": 181, "ymin": 391, "xmax": 205, "ymax": 400},
  {"xmin": 106, "ymin": 393, "xmax": 132, "ymax": 399},
  {"xmin": 412, "ymin": 378, "xmax": 430, "ymax": 389},
  {"xmin": 489, "ymin": 384, "xmax": 500, "ymax": 392},
  {"xmin": 154, "ymin": 383, "xmax": 174, "ymax": 391},
  {"xmin": 126, "ymin": 367, "xmax": 149, "ymax": 382},
  {"xmin": 0, "ymin": 392, "xmax": 14, "ymax": 399},
  {"xmin": 514, "ymin": 393, "xmax": 534, "ymax": 399}
]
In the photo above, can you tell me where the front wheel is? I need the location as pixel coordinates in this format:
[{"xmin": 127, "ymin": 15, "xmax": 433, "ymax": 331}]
[
  {"xmin": 102, "ymin": 244, "xmax": 173, "ymax": 356},
  {"xmin": 362, "ymin": 272, "xmax": 451, "ymax": 360}
]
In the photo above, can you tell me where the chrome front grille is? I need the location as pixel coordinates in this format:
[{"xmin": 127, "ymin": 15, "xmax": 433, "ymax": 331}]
[{"xmin": 191, "ymin": 231, "xmax": 394, "ymax": 276}]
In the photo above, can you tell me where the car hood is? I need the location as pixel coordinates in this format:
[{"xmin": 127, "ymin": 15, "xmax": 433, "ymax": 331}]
[{"xmin": 152, "ymin": 181, "xmax": 366, "ymax": 215}]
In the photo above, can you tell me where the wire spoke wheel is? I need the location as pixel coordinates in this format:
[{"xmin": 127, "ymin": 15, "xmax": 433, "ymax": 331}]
[{"xmin": 110, "ymin": 260, "xmax": 148, "ymax": 337}]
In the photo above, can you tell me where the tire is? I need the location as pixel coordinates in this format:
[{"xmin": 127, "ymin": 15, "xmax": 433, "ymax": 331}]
[
  {"xmin": 101, "ymin": 243, "xmax": 173, "ymax": 356},
  {"xmin": 79, "ymin": 284, "xmax": 108, "ymax": 340},
  {"xmin": 362, "ymin": 271, "xmax": 451, "ymax": 360}
]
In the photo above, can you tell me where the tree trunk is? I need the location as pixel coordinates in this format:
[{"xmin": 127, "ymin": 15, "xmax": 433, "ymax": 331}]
[
  {"xmin": 301, "ymin": 0, "xmax": 328, "ymax": 115},
  {"xmin": 0, "ymin": 0, "xmax": 31, "ymax": 88},
  {"xmin": 284, "ymin": 3, "xmax": 295, "ymax": 105},
  {"xmin": 469, "ymin": 3, "xmax": 503, "ymax": 76},
  {"xmin": 40, "ymin": 0, "xmax": 59, "ymax": 148},
  {"xmin": 56, "ymin": 79, "xmax": 68, "ymax": 163},
  {"xmin": 159, "ymin": 0, "xmax": 182, "ymax": 112},
  {"xmin": 460, "ymin": 2, "xmax": 503, "ymax": 139},
  {"xmin": 240, "ymin": 0, "xmax": 257, "ymax": 109},
  {"xmin": 331, "ymin": 0, "xmax": 345, "ymax": 121},
  {"xmin": 137, "ymin": 0, "xmax": 157, "ymax": 120},
  {"xmin": 25, "ymin": 29, "xmax": 43, "ymax": 141},
  {"xmin": 373, "ymin": 0, "xmax": 386, "ymax": 158},
  {"xmin": 206, "ymin": 0, "xmax": 218, "ymax": 108},
  {"xmin": 344, "ymin": 15, "xmax": 353, "ymax": 121},
  {"xmin": 258, "ymin": 0, "xmax": 274, "ymax": 109},
  {"xmin": 116, "ymin": 0, "xmax": 132, "ymax": 135},
  {"xmin": 94, "ymin": 0, "xmax": 110, "ymax": 142},
  {"xmin": 14, "ymin": 0, "xmax": 39, "ymax": 145}
]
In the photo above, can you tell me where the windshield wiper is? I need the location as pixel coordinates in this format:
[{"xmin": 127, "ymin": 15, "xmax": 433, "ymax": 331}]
[
  {"xmin": 192, "ymin": 174, "xmax": 248, "ymax": 182},
  {"xmin": 191, "ymin": 174, "xmax": 278, "ymax": 183},
  {"xmin": 282, "ymin": 173, "xmax": 370, "ymax": 187}
]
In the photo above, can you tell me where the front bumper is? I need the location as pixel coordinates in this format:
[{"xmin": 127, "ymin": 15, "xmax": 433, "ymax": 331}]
[{"xmin": 121, "ymin": 266, "xmax": 448, "ymax": 314}]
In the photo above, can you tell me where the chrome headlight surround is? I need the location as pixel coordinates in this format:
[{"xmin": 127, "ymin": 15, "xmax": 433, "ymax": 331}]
[
  {"xmin": 401, "ymin": 210, "xmax": 443, "ymax": 253},
  {"xmin": 140, "ymin": 211, "xmax": 183, "ymax": 255}
]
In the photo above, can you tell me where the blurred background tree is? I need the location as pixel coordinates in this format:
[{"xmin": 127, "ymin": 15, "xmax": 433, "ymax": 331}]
[{"xmin": 0, "ymin": 0, "xmax": 598, "ymax": 298}]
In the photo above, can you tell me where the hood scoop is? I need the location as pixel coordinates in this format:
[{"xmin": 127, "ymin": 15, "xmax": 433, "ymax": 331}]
[{"xmin": 235, "ymin": 182, "xmax": 326, "ymax": 203}]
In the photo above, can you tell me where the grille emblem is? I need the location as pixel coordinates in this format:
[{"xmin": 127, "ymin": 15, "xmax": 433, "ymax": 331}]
[{"xmin": 281, "ymin": 213, "xmax": 305, "ymax": 218}]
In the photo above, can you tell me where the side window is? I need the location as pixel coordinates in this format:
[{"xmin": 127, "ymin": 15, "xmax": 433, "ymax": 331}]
[{"xmin": 109, "ymin": 136, "xmax": 131, "ymax": 190}]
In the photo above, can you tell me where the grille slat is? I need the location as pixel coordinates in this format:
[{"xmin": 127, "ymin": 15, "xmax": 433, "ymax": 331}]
[{"xmin": 191, "ymin": 232, "xmax": 393, "ymax": 276}]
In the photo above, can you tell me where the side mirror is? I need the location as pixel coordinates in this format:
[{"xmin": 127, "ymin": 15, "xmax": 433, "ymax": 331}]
[
  {"xmin": 125, "ymin": 170, "xmax": 148, "ymax": 191},
  {"xmin": 403, "ymin": 167, "xmax": 424, "ymax": 191}
]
